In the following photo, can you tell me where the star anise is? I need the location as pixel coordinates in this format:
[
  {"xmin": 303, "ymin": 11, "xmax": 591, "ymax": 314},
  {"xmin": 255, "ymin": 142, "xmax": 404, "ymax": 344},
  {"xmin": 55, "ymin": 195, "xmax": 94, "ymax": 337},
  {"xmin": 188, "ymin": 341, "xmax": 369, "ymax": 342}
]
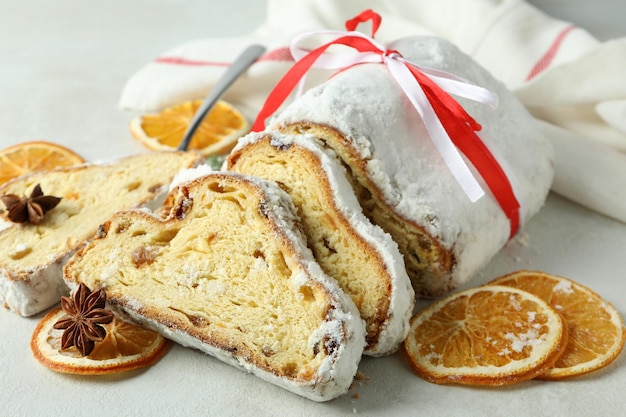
[
  {"xmin": 0, "ymin": 184, "xmax": 62, "ymax": 224},
  {"xmin": 53, "ymin": 283, "xmax": 114, "ymax": 356}
]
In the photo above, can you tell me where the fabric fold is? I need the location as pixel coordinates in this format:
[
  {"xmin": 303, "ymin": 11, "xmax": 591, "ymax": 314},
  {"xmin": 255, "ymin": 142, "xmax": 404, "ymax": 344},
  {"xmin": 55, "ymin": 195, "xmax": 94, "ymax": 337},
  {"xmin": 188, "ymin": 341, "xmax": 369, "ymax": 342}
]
[{"xmin": 542, "ymin": 120, "xmax": 626, "ymax": 223}]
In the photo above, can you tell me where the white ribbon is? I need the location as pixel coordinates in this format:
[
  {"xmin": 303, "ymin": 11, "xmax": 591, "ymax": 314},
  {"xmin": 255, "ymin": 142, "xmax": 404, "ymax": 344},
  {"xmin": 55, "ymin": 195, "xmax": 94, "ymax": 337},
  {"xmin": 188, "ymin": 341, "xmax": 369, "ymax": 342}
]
[{"xmin": 290, "ymin": 30, "xmax": 499, "ymax": 202}]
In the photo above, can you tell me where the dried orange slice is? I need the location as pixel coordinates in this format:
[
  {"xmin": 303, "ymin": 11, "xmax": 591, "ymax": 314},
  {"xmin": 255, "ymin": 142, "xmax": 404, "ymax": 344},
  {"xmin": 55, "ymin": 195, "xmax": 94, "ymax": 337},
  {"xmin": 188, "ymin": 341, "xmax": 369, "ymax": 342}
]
[
  {"xmin": 130, "ymin": 99, "xmax": 249, "ymax": 156},
  {"xmin": 0, "ymin": 141, "xmax": 84, "ymax": 186},
  {"xmin": 31, "ymin": 308, "xmax": 169, "ymax": 375},
  {"xmin": 404, "ymin": 285, "xmax": 567, "ymax": 386},
  {"xmin": 489, "ymin": 270, "xmax": 626, "ymax": 380}
]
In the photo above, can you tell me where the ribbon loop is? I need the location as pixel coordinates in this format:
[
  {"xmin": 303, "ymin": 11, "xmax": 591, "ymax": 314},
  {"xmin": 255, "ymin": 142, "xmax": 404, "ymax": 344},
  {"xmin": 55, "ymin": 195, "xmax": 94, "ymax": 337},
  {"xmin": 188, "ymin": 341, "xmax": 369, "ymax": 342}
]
[
  {"xmin": 252, "ymin": 10, "xmax": 521, "ymax": 237},
  {"xmin": 344, "ymin": 9, "xmax": 381, "ymax": 36}
]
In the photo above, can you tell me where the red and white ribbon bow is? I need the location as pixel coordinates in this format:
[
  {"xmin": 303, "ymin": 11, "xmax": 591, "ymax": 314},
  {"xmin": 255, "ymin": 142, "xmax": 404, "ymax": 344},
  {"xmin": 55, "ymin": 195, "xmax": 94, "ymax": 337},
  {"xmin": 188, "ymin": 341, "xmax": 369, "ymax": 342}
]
[{"xmin": 252, "ymin": 9, "xmax": 521, "ymax": 237}]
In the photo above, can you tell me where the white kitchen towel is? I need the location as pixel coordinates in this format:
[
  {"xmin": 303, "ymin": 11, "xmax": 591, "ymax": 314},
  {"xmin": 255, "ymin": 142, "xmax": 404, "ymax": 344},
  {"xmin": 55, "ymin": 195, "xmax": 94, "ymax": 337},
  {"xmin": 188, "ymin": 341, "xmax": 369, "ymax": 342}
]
[{"xmin": 119, "ymin": 0, "xmax": 626, "ymax": 223}]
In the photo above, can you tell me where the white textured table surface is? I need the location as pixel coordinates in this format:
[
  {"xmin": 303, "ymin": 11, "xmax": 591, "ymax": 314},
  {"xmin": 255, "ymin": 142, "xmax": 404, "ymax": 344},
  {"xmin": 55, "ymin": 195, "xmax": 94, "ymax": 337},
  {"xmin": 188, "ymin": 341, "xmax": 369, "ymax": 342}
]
[{"xmin": 1, "ymin": 1, "xmax": 625, "ymax": 416}]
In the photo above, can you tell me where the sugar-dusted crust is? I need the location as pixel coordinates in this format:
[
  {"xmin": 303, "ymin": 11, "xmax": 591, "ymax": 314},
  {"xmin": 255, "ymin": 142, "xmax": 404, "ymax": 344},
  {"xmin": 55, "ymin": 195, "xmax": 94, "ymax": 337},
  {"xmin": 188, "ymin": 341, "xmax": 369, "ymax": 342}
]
[
  {"xmin": 227, "ymin": 131, "xmax": 414, "ymax": 356},
  {"xmin": 271, "ymin": 36, "xmax": 554, "ymax": 297},
  {"xmin": 0, "ymin": 151, "xmax": 203, "ymax": 316},
  {"xmin": 63, "ymin": 171, "xmax": 365, "ymax": 402}
]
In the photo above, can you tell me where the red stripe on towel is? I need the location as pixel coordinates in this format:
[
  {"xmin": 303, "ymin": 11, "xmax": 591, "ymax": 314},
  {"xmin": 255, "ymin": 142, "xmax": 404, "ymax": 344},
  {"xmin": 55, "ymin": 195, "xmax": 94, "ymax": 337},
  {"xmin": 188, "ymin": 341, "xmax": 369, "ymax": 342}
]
[
  {"xmin": 525, "ymin": 25, "xmax": 576, "ymax": 81},
  {"xmin": 258, "ymin": 47, "xmax": 294, "ymax": 62},
  {"xmin": 154, "ymin": 47, "xmax": 294, "ymax": 67},
  {"xmin": 154, "ymin": 56, "xmax": 230, "ymax": 66}
]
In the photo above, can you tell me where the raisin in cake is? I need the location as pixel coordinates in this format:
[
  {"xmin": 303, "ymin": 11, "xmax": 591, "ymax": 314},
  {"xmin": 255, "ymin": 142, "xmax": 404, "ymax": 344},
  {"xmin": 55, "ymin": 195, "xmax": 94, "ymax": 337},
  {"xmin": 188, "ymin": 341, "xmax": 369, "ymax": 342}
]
[
  {"xmin": 63, "ymin": 171, "xmax": 365, "ymax": 401},
  {"xmin": 226, "ymin": 132, "xmax": 414, "ymax": 356},
  {"xmin": 0, "ymin": 151, "xmax": 202, "ymax": 316},
  {"xmin": 270, "ymin": 36, "xmax": 554, "ymax": 297}
]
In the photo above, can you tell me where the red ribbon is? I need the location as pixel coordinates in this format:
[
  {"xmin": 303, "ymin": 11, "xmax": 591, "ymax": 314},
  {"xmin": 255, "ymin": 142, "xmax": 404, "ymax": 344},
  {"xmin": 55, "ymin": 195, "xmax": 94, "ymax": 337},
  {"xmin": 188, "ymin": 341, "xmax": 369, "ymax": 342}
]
[
  {"xmin": 252, "ymin": 10, "xmax": 520, "ymax": 237},
  {"xmin": 409, "ymin": 66, "xmax": 521, "ymax": 236}
]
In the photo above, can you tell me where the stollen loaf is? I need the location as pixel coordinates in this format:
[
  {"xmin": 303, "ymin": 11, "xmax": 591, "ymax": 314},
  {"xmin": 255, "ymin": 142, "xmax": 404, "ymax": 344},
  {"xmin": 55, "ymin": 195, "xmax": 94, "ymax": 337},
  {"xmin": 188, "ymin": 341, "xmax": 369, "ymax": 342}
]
[{"xmin": 270, "ymin": 36, "xmax": 554, "ymax": 296}]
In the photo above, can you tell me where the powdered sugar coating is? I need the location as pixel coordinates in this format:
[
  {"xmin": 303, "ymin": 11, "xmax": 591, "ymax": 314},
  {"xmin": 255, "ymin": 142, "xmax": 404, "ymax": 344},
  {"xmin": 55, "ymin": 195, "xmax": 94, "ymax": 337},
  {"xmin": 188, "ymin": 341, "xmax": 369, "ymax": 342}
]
[
  {"xmin": 169, "ymin": 163, "xmax": 215, "ymax": 191},
  {"xmin": 0, "ymin": 252, "xmax": 72, "ymax": 317},
  {"xmin": 553, "ymin": 278, "xmax": 574, "ymax": 294},
  {"xmin": 270, "ymin": 36, "xmax": 554, "ymax": 290},
  {"xmin": 0, "ymin": 218, "xmax": 10, "ymax": 233}
]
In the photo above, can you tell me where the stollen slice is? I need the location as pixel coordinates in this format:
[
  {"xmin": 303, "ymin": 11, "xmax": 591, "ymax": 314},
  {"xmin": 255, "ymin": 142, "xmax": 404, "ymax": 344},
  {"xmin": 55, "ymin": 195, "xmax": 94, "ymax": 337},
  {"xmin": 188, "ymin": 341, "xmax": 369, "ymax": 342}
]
[
  {"xmin": 226, "ymin": 131, "xmax": 414, "ymax": 356},
  {"xmin": 63, "ymin": 171, "xmax": 365, "ymax": 401}
]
